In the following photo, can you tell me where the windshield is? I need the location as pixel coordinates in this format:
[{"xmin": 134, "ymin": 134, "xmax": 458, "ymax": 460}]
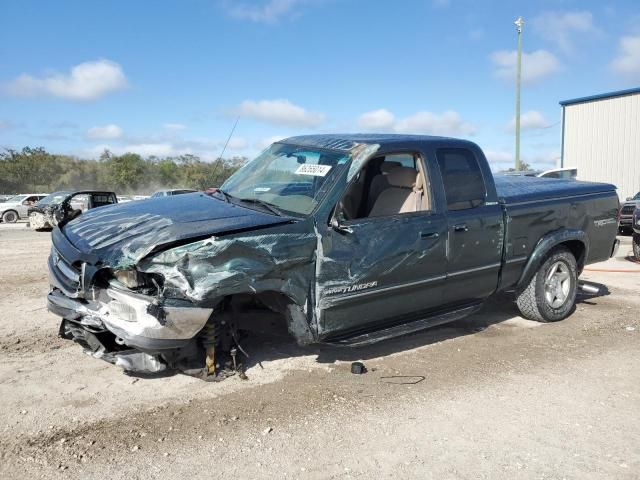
[
  {"xmin": 221, "ymin": 143, "xmax": 350, "ymax": 215},
  {"xmin": 6, "ymin": 195, "xmax": 29, "ymax": 203},
  {"xmin": 633, "ymin": 192, "xmax": 640, "ymax": 200},
  {"xmin": 38, "ymin": 191, "xmax": 72, "ymax": 206}
]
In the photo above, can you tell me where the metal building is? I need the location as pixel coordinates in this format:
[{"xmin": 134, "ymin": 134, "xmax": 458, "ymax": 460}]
[{"xmin": 560, "ymin": 87, "xmax": 640, "ymax": 200}]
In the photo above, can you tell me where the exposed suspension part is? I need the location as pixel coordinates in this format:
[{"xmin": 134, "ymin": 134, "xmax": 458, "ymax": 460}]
[{"xmin": 200, "ymin": 321, "xmax": 218, "ymax": 376}]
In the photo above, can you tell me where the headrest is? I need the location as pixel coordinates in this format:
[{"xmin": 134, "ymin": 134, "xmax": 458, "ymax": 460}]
[
  {"xmin": 386, "ymin": 167, "xmax": 417, "ymax": 188},
  {"xmin": 380, "ymin": 161, "xmax": 402, "ymax": 174}
]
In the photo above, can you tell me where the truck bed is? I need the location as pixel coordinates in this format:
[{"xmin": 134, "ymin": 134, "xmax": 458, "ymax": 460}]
[{"xmin": 494, "ymin": 175, "xmax": 616, "ymax": 204}]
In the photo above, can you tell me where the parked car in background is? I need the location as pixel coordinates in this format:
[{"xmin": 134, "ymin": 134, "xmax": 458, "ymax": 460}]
[
  {"xmin": 46, "ymin": 134, "xmax": 619, "ymax": 378},
  {"xmin": 0, "ymin": 193, "xmax": 49, "ymax": 223},
  {"xmin": 28, "ymin": 191, "xmax": 118, "ymax": 231},
  {"xmin": 150, "ymin": 189, "xmax": 197, "ymax": 198},
  {"xmin": 117, "ymin": 195, "xmax": 133, "ymax": 203},
  {"xmin": 538, "ymin": 167, "xmax": 577, "ymax": 180},
  {"xmin": 0, "ymin": 194, "xmax": 15, "ymax": 203},
  {"xmin": 618, "ymin": 191, "xmax": 640, "ymax": 235},
  {"xmin": 133, "ymin": 195, "xmax": 150, "ymax": 201}
]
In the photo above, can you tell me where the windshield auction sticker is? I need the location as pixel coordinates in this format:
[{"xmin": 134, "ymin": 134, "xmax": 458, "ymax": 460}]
[{"xmin": 295, "ymin": 164, "xmax": 332, "ymax": 177}]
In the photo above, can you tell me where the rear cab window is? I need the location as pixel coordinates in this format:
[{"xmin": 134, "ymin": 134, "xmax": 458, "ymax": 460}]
[{"xmin": 435, "ymin": 148, "xmax": 487, "ymax": 211}]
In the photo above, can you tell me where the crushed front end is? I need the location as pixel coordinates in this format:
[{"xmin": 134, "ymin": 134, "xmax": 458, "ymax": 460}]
[{"xmin": 47, "ymin": 228, "xmax": 217, "ymax": 377}]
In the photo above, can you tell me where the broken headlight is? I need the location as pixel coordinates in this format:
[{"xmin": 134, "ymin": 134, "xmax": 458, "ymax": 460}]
[
  {"xmin": 113, "ymin": 269, "xmax": 143, "ymax": 289},
  {"xmin": 112, "ymin": 269, "xmax": 164, "ymax": 291}
]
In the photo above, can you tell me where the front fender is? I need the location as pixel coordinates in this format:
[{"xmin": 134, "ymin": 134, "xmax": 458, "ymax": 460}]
[{"xmin": 515, "ymin": 229, "xmax": 588, "ymax": 291}]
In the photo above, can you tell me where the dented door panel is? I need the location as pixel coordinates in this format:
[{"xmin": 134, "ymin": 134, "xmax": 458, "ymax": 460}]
[{"xmin": 316, "ymin": 212, "xmax": 447, "ymax": 337}]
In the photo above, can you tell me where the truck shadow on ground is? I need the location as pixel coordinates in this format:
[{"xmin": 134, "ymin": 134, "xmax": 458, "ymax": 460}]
[
  {"xmin": 125, "ymin": 280, "xmax": 611, "ymax": 380},
  {"xmin": 235, "ymin": 280, "xmax": 611, "ymax": 372}
]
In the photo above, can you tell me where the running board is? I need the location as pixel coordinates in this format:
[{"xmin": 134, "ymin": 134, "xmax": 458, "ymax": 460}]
[{"xmin": 323, "ymin": 303, "xmax": 482, "ymax": 347}]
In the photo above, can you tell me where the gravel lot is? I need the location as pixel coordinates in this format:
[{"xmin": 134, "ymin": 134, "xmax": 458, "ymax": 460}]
[{"xmin": 0, "ymin": 224, "xmax": 639, "ymax": 479}]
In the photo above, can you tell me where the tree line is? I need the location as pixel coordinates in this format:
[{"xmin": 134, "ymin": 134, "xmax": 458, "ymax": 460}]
[{"xmin": 0, "ymin": 147, "xmax": 248, "ymax": 195}]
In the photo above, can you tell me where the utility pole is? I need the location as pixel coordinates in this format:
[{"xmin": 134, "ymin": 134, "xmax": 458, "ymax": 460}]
[{"xmin": 514, "ymin": 16, "xmax": 524, "ymax": 171}]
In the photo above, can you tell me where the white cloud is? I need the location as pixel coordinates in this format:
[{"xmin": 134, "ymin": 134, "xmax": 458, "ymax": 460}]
[
  {"xmin": 224, "ymin": 0, "xmax": 301, "ymax": 23},
  {"xmin": 86, "ymin": 124, "xmax": 123, "ymax": 140},
  {"xmin": 357, "ymin": 109, "xmax": 476, "ymax": 136},
  {"xmin": 610, "ymin": 35, "xmax": 640, "ymax": 81},
  {"xmin": 507, "ymin": 110, "xmax": 548, "ymax": 132},
  {"xmin": 85, "ymin": 134, "xmax": 250, "ymax": 161},
  {"xmin": 255, "ymin": 135, "xmax": 288, "ymax": 150},
  {"xmin": 226, "ymin": 137, "xmax": 249, "ymax": 150},
  {"xmin": 395, "ymin": 110, "xmax": 476, "ymax": 136},
  {"xmin": 163, "ymin": 123, "xmax": 187, "ymax": 131},
  {"xmin": 532, "ymin": 11, "xmax": 599, "ymax": 53},
  {"xmin": 0, "ymin": 120, "xmax": 13, "ymax": 130},
  {"xmin": 4, "ymin": 59, "xmax": 127, "ymax": 101},
  {"xmin": 490, "ymin": 49, "xmax": 561, "ymax": 84},
  {"xmin": 484, "ymin": 148, "xmax": 559, "ymax": 172},
  {"xmin": 357, "ymin": 109, "xmax": 396, "ymax": 130},
  {"xmin": 235, "ymin": 98, "xmax": 325, "ymax": 128}
]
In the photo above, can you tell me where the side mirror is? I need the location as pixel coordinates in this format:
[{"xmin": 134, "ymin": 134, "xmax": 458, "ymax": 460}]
[{"xmin": 331, "ymin": 215, "xmax": 353, "ymax": 234}]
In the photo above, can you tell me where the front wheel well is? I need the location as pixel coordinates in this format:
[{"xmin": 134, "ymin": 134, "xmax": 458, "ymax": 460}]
[{"xmin": 215, "ymin": 292, "xmax": 314, "ymax": 346}]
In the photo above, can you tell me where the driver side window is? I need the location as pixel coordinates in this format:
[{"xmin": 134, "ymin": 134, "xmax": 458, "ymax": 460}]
[{"xmin": 339, "ymin": 153, "xmax": 432, "ymax": 220}]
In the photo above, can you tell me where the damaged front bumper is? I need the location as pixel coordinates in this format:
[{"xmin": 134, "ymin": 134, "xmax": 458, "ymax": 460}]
[{"xmin": 48, "ymin": 287, "xmax": 213, "ymax": 372}]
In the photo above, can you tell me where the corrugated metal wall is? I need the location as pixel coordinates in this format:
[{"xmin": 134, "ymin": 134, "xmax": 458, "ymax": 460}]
[{"xmin": 563, "ymin": 92, "xmax": 640, "ymax": 200}]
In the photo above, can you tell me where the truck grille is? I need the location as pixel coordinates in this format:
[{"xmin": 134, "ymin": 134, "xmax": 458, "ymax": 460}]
[
  {"xmin": 50, "ymin": 247, "xmax": 82, "ymax": 295},
  {"xmin": 621, "ymin": 205, "xmax": 636, "ymax": 215}
]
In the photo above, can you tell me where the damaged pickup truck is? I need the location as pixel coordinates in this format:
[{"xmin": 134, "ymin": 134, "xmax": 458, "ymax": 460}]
[
  {"xmin": 47, "ymin": 134, "xmax": 620, "ymax": 379},
  {"xmin": 29, "ymin": 190, "xmax": 118, "ymax": 231}
]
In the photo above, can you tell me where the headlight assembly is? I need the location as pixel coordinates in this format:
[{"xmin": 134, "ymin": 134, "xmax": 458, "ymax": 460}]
[
  {"xmin": 113, "ymin": 269, "xmax": 143, "ymax": 289},
  {"xmin": 112, "ymin": 269, "xmax": 164, "ymax": 293}
]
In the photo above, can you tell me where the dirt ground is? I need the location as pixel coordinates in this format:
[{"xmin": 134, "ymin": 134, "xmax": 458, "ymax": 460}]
[{"xmin": 0, "ymin": 223, "xmax": 639, "ymax": 479}]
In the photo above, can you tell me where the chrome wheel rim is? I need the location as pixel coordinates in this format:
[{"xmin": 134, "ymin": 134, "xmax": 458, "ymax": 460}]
[
  {"xmin": 544, "ymin": 261, "xmax": 571, "ymax": 308},
  {"xmin": 4, "ymin": 212, "xmax": 17, "ymax": 222}
]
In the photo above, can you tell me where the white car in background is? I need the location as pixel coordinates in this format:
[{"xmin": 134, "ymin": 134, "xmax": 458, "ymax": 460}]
[
  {"xmin": 0, "ymin": 193, "xmax": 49, "ymax": 223},
  {"xmin": 537, "ymin": 167, "xmax": 577, "ymax": 180}
]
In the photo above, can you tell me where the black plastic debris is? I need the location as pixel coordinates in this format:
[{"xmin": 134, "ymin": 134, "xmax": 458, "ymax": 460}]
[{"xmin": 350, "ymin": 361, "xmax": 366, "ymax": 374}]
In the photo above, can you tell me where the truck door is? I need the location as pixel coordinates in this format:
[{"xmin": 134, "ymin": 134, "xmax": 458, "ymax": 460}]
[
  {"xmin": 316, "ymin": 152, "xmax": 448, "ymax": 338},
  {"xmin": 435, "ymin": 147, "xmax": 503, "ymax": 305}
]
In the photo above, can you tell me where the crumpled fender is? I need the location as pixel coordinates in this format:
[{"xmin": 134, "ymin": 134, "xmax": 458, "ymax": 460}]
[{"xmin": 137, "ymin": 221, "xmax": 319, "ymax": 344}]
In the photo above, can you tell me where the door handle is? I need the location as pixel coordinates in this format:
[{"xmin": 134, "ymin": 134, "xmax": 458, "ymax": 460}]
[
  {"xmin": 420, "ymin": 232, "xmax": 439, "ymax": 239},
  {"xmin": 453, "ymin": 224, "xmax": 469, "ymax": 232}
]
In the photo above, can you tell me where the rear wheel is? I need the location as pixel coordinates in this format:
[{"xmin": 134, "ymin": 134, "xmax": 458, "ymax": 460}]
[
  {"xmin": 516, "ymin": 246, "xmax": 578, "ymax": 322},
  {"xmin": 2, "ymin": 210, "xmax": 18, "ymax": 223},
  {"xmin": 633, "ymin": 234, "xmax": 640, "ymax": 261}
]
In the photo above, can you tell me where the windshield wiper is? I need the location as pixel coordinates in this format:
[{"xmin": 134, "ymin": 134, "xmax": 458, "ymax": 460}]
[
  {"xmin": 237, "ymin": 197, "xmax": 284, "ymax": 216},
  {"xmin": 211, "ymin": 188, "xmax": 233, "ymax": 203}
]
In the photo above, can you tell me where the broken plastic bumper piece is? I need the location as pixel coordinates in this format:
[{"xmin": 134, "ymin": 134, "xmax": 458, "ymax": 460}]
[{"xmin": 48, "ymin": 287, "xmax": 213, "ymax": 351}]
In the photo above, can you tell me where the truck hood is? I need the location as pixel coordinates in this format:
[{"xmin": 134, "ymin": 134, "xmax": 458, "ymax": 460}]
[{"xmin": 61, "ymin": 192, "xmax": 293, "ymax": 268}]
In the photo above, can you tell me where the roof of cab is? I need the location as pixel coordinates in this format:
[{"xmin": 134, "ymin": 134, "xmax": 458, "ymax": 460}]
[{"xmin": 279, "ymin": 133, "xmax": 471, "ymax": 152}]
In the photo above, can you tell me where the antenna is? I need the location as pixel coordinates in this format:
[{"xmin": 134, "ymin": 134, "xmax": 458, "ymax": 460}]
[
  {"xmin": 217, "ymin": 116, "xmax": 239, "ymax": 162},
  {"xmin": 209, "ymin": 116, "xmax": 240, "ymax": 188}
]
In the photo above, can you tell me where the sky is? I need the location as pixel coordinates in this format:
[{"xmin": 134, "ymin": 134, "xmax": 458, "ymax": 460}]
[{"xmin": 1, "ymin": 0, "xmax": 639, "ymax": 171}]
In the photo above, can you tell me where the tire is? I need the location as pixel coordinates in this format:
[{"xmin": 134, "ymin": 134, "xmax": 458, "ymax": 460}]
[
  {"xmin": 516, "ymin": 246, "xmax": 578, "ymax": 322},
  {"xmin": 1, "ymin": 210, "xmax": 18, "ymax": 223},
  {"xmin": 633, "ymin": 234, "xmax": 640, "ymax": 261}
]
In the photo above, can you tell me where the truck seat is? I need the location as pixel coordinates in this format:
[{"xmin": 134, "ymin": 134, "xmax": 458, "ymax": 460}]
[
  {"xmin": 369, "ymin": 167, "xmax": 420, "ymax": 217},
  {"xmin": 367, "ymin": 161, "xmax": 402, "ymax": 211}
]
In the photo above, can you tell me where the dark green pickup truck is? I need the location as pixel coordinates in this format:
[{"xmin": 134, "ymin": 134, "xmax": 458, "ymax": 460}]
[{"xmin": 47, "ymin": 134, "xmax": 619, "ymax": 378}]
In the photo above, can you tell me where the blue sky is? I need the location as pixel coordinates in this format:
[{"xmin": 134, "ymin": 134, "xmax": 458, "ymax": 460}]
[{"xmin": 1, "ymin": 0, "xmax": 639, "ymax": 170}]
